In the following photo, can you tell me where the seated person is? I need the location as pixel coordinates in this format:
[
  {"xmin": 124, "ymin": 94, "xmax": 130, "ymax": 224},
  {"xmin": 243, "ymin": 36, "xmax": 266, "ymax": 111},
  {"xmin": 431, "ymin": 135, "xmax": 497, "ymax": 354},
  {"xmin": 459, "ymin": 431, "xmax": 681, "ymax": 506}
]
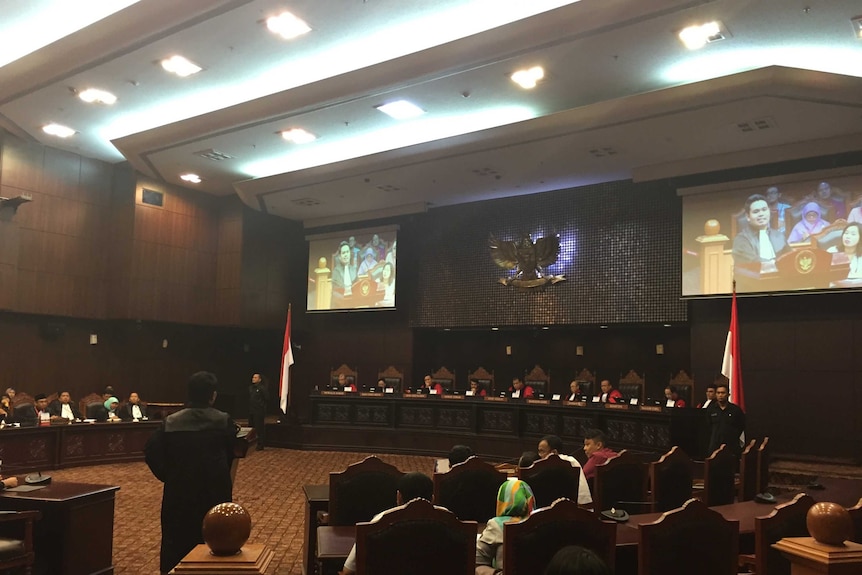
[
  {"xmin": 5, "ymin": 387, "xmax": 15, "ymax": 400},
  {"xmin": 372, "ymin": 378, "xmax": 386, "ymax": 392},
  {"xmin": 537, "ymin": 435, "xmax": 593, "ymax": 505},
  {"xmin": 468, "ymin": 378, "xmax": 487, "ymax": 397},
  {"xmin": 663, "ymin": 386, "xmax": 686, "ymax": 408},
  {"xmin": 598, "ymin": 380, "xmax": 622, "ymax": 403},
  {"xmin": 48, "ymin": 390, "xmax": 82, "ymax": 421},
  {"xmin": 448, "ymin": 444, "xmax": 475, "ymax": 467},
  {"xmin": 543, "ymin": 545, "xmax": 611, "ymax": 575},
  {"xmin": 697, "ymin": 384, "xmax": 716, "ymax": 409},
  {"xmin": 518, "ymin": 451, "xmax": 539, "ymax": 469},
  {"xmin": 0, "ymin": 475, "xmax": 18, "ymax": 490},
  {"xmin": 787, "ymin": 201, "xmax": 830, "ymax": 243},
  {"xmin": 566, "ymin": 380, "xmax": 582, "ymax": 401},
  {"xmin": 826, "ymin": 223, "xmax": 861, "ymax": 279},
  {"xmin": 375, "ymin": 262, "xmax": 395, "ymax": 306},
  {"xmin": 581, "ymin": 429, "xmax": 618, "ymax": 481},
  {"xmin": 339, "ymin": 472, "xmax": 436, "ymax": 575},
  {"xmin": 102, "ymin": 385, "xmax": 117, "ymax": 402},
  {"xmin": 101, "ymin": 396, "xmax": 121, "ymax": 421},
  {"xmin": 765, "ymin": 186, "xmax": 791, "ymax": 236},
  {"xmin": 421, "ymin": 375, "xmax": 444, "ymax": 395},
  {"xmin": 732, "ymin": 194, "xmax": 789, "ymax": 264},
  {"xmin": 357, "ymin": 247, "xmax": 378, "ymax": 276},
  {"xmin": 849, "ymin": 203, "xmax": 862, "ymax": 224},
  {"xmin": 0, "ymin": 393, "xmax": 13, "ymax": 424},
  {"xmin": 118, "ymin": 392, "xmax": 148, "ymax": 420},
  {"xmin": 332, "ymin": 241, "xmax": 357, "ymax": 299},
  {"xmin": 814, "ymin": 181, "xmax": 846, "ymax": 220},
  {"xmin": 17, "ymin": 393, "xmax": 50, "ymax": 427},
  {"xmin": 508, "ymin": 377, "xmax": 534, "ymax": 399},
  {"xmin": 476, "ymin": 480, "xmax": 536, "ymax": 575},
  {"xmin": 336, "ymin": 373, "xmax": 356, "ymax": 392}
]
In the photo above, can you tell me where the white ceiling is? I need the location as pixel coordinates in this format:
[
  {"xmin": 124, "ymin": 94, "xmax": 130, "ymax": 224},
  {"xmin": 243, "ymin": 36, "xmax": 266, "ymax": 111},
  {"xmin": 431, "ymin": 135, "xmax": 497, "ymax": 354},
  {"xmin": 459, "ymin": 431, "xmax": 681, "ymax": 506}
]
[{"xmin": 2, "ymin": 0, "xmax": 861, "ymax": 227}]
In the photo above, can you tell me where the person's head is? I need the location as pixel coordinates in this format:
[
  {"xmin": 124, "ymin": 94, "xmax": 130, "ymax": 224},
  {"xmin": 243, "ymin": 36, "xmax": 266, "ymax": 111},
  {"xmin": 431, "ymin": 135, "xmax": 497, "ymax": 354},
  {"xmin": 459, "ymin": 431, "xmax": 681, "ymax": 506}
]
[
  {"xmin": 599, "ymin": 379, "xmax": 612, "ymax": 394},
  {"xmin": 705, "ymin": 384, "xmax": 716, "ymax": 401},
  {"xmin": 1, "ymin": 394, "xmax": 11, "ymax": 408},
  {"xmin": 583, "ymin": 429, "xmax": 608, "ymax": 458},
  {"xmin": 519, "ymin": 451, "xmax": 539, "ymax": 468},
  {"xmin": 381, "ymin": 261, "xmax": 393, "ymax": 283},
  {"xmin": 188, "ymin": 371, "xmax": 218, "ymax": 406},
  {"xmin": 423, "ymin": 375, "xmax": 432, "ymax": 387},
  {"xmin": 348, "ymin": 236, "xmax": 356, "ymax": 248},
  {"xmin": 102, "ymin": 385, "xmax": 115, "ymax": 401},
  {"xmin": 842, "ymin": 223, "xmax": 860, "ymax": 253},
  {"xmin": 817, "ymin": 181, "xmax": 832, "ymax": 199},
  {"xmin": 58, "ymin": 391, "xmax": 71, "ymax": 404},
  {"xmin": 128, "ymin": 392, "xmax": 140, "ymax": 404},
  {"xmin": 363, "ymin": 247, "xmax": 375, "ymax": 262},
  {"xmin": 538, "ymin": 435, "xmax": 564, "ymax": 459},
  {"xmin": 469, "ymin": 378, "xmax": 480, "ymax": 392},
  {"xmin": 372, "ymin": 234, "xmax": 381, "ymax": 246},
  {"xmin": 104, "ymin": 396, "xmax": 119, "ymax": 412},
  {"xmin": 448, "ymin": 444, "xmax": 474, "ymax": 466},
  {"xmin": 377, "ymin": 378, "xmax": 386, "ymax": 388},
  {"xmin": 251, "ymin": 373, "xmax": 262, "ymax": 384},
  {"xmin": 569, "ymin": 381, "xmax": 581, "ymax": 395},
  {"xmin": 338, "ymin": 373, "xmax": 346, "ymax": 385},
  {"xmin": 664, "ymin": 386, "xmax": 673, "ymax": 399},
  {"xmin": 338, "ymin": 241, "xmax": 351, "ymax": 265},
  {"xmin": 745, "ymin": 194, "xmax": 770, "ymax": 231},
  {"xmin": 765, "ymin": 186, "xmax": 780, "ymax": 205},
  {"xmin": 543, "ymin": 545, "xmax": 611, "ymax": 575},
  {"xmin": 512, "ymin": 377, "xmax": 524, "ymax": 390},
  {"xmin": 5, "ymin": 388, "xmax": 15, "ymax": 398},
  {"xmin": 494, "ymin": 480, "xmax": 535, "ymax": 523},
  {"xmin": 396, "ymin": 472, "xmax": 433, "ymax": 504},
  {"xmin": 802, "ymin": 202, "xmax": 822, "ymax": 224},
  {"xmin": 35, "ymin": 394, "xmax": 48, "ymax": 410},
  {"xmin": 715, "ymin": 383, "xmax": 729, "ymax": 406}
]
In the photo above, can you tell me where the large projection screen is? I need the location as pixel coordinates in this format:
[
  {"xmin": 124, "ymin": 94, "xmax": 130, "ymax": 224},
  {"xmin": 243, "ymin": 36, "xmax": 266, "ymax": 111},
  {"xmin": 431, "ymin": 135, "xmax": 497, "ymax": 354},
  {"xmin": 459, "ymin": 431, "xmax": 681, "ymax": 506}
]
[
  {"xmin": 307, "ymin": 225, "xmax": 398, "ymax": 312},
  {"xmin": 681, "ymin": 170, "xmax": 862, "ymax": 297}
]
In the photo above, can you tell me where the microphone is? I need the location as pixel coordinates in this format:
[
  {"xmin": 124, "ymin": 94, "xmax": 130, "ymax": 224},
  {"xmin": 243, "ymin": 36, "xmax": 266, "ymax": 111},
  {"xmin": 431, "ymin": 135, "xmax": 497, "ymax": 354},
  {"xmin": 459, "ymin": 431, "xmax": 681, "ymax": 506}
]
[{"xmin": 25, "ymin": 470, "xmax": 52, "ymax": 485}]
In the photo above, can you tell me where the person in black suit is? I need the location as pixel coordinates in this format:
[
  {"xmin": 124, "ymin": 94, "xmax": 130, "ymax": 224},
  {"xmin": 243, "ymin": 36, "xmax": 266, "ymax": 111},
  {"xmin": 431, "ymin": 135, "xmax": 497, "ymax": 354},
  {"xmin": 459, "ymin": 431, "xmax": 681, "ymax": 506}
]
[
  {"xmin": 247, "ymin": 374, "xmax": 267, "ymax": 451},
  {"xmin": 732, "ymin": 194, "xmax": 789, "ymax": 265},
  {"xmin": 118, "ymin": 392, "xmax": 148, "ymax": 421},
  {"xmin": 17, "ymin": 394, "xmax": 50, "ymax": 427},
  {"xmin": 48, "ymin": 390, "xmax": 82, "ymax": 421},
  {"xmin": 707, "ymin": 383, "xmax": 746, "ymax": 459}
]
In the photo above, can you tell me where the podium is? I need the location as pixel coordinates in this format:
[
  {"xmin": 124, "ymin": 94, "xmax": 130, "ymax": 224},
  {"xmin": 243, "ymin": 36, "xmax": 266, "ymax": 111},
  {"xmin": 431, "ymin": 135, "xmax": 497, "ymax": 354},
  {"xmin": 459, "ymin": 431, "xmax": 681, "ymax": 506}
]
[
  {"xmin": 773, "ymin": 537, "xmax": 862, "ymax": 575},
  {"xmin": 170, "ymin": 543, "xmax": 274, "ymax": 574}
]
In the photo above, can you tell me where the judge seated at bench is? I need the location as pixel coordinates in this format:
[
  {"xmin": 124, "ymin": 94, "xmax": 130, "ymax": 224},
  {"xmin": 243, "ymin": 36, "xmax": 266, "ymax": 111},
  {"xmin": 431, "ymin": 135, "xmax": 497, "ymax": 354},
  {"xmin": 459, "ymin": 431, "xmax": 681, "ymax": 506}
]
[
  {"xmin": 566, "ymin": 380, "xmax": 583, "ymax": 401},
  {"xmin": 16, "ymin": 394, "xmax": 49, "ymax": 427},
  {"xmin": 508, "ymin": 377, "xmax": 534, "ymax": 399},
  {"xmin": 421, "ymin": 375, "xmax": 444, "ymax": 395},
  {"xmin": 663, "ymin": 386, "xmax": 686, "ymax": 408},
  {"xmin": 599, "ymin": 380, "xmax": 622, "ymax": 403},
  {"xmin": 732, "ymin": 194, "xmax": 790, "ymax": 265},
  {"xmin": 48, "ymin": 390, "xmax": 82, "ymax": 421},
  {"xmin": 336, "ymin": 373, "xmax": 357, "ymax": 392},
  {"xmin": 468, "ymin": 379, "xmax": 487, "ymax": 397},
  {"xmin": 339, "ymin": 472, "xmax": 437, "ymax": 575},
  {"xmin": 118, "ymin": 392, "xmax": 148, "ymax": 421}
]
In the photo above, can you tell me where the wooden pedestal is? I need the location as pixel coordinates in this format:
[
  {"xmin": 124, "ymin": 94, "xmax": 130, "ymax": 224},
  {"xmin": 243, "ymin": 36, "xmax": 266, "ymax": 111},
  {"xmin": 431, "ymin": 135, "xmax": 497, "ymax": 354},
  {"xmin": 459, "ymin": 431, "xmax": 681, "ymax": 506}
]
[
  {"xmin": 773, "ymin": 537, "xmax": 862, "ymax": 575},
  {"xmin": 171, "ymin": 543, "xmax": 274, "ymax": 574}
]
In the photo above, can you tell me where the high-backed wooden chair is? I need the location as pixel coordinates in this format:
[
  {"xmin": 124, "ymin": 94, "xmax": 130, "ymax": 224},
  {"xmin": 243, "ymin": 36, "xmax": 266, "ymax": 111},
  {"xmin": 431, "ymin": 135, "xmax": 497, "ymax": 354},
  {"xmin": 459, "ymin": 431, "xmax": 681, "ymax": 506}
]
[
  {"xmin": 756, "ymin": 437, "xmax": 771, "ymax": 495},
  {"xmin": 593, "ymin": 450, "xmax": 648, "ymax": 514},
  {"xmin": 330, "ymin": 364, "xmax": 358, "ymax": 390},
  {"xmin": 326, "ymin": 456, "xmax": 404, "ymax": 526},
  {"xmin": 79, "ymin": 392, "xmax": 104, "ymax": 420},
  {"xmin": 638, "ymin": 498, "xmax": 739, "ymax": 575},
  {"xmin": 743, "ymin": 493, "xmax": 815, "ymax": 575},
  {"xmin": 702, "ymin": 444, "xmax": 736, "ymax": 506},
  {"xmin": 376, "ymin": 365, "xmax": 404, "ymax": 392},
  {"xmin": 669, "ymin": 370, "xmax": 694, "ymax": 406},
  {"xmin": 847, "ymin": 497, "xmax": 862, "ymax": 543},
  {"xmin": 430, "ymin": 366, "xmax": 455, "ymax": 393},
  {"xmin": 354, "ymin": 498, "xmax": 475, "ymax": 575},
  {"xmin": 467, "ymin": 366, "xmax": 495, "ymax": 395},
  {"xmin": 504, "ymin": 498, "xmax": 617, "ymax": 574},
  {"xmin": 524, "ymin": 364, "xmax": 550, "ymax": 395},
  {"xmin": 433, "ymin": 457, "xmax": 508, "ymax": 523},
  {"xmin": 572, "ymin": 368, "xmax": 595, "ymax": 398},
  {"xmin": 0, "ymin": 510, "xmax": 41, "ymax": 575},
  {"xmin": 10, "ymin": 392, "xmax": 34, "ymax": 412},
  {"xmin": 518, "ymin": 454, "xmax": 581, "ymax": 509},
  {"xmin": 811, "ymin": 218, "xmax": 849, "ymax": 252},
  {"xmin": 649, "ymin": 446, "xmax": 693, "ymax": 513},
  {"xmin": 738, "ymin": 439, "xmax": 759, "ymax": 502},
  {"xmin": 619, "ymin": 370, "xmax": 645, "ymax": 402}
]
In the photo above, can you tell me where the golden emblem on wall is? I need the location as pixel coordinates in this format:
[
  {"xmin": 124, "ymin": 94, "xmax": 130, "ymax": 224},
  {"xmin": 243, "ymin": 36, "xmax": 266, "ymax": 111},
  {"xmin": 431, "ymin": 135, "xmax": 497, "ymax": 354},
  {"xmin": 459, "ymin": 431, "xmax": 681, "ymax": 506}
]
[
  {"xmin": 794, "ymin": 249, "xmax": 816, "ymax": 274},
  {"xmin": 489, "ymin": 233, "xmax": 566, "ymax": 288}
]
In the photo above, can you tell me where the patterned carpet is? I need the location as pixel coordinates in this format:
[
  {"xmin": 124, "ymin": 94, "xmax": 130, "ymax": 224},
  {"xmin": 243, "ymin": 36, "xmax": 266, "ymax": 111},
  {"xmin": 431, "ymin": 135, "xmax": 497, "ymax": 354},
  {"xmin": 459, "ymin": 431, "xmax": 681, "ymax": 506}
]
[{"xmin": 48, "ymin": 448, "xmax": 436, "ymax": 575}]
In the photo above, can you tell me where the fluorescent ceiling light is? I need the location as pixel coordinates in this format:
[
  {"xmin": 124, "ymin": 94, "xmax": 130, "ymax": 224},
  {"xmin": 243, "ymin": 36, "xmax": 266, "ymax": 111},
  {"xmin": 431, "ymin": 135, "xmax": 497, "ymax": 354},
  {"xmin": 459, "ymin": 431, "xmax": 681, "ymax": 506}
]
[
  {"xmin": 678, "ymin": 21, "xmax": 722, "ymax": 50},
  {"xmin": 42, "ymin": 123, "xmax": 75, "ymax": 138},
  {"xmin": 180, "ymin": 173, "xmax": 201, "ymax": 183},
  {"xmin": 266, "ymin": 11, "xmax": 311, "ymax": 40},
  {"xmin": 78, "ymin": 88, "xmax": 117, "ymax": 105},
  {"xmin": 511, "ymin": 66, "xmax": 545, "ymax": 89},
  {"xmin": 376, "ymin": 100, "xmax": 425, "ymax": 120},
  {"xmin": 161, "ymin": 55, "xmax": 202, "ymax": 77},
  {"xmin": 852, "ymin": 16, "xmax": 862, "ymax": 39},
  {"xmin": 280, "ymin": 128, "xmax": 317, "ymax": 144}
]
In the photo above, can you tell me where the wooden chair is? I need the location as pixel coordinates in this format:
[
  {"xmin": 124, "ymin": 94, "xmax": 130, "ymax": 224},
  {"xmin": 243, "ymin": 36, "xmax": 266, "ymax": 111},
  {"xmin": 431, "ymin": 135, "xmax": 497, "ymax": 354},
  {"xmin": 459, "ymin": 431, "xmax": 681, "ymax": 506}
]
[
  {"xmin": 593, "ymin": 450, "xmax": 648, "ymax": 514},
  {"xmin": 571, "ymin": 368, "xmax": 595, "ymax": 398},
  {"xmin": 79, "ymin": 392, "xmax": 104, "ymax": 420},
  {"xmin": 433, "ymin": 456, "xmax": 508, "ymax": 523},
  {"xmin": 738, "ymin": 439, "xmax": 759, "ymax": 502},
  {"xmin": 467, "ymin": 366, "xmax": 495, "ymax": 395},
  {"xmin": 376, "ymin": 365, "xmax": 404, "ymax": 392},
  {"xmin": 518, "ymin": 454, "xmax": 581, "ymax": 509},
  {"xmin": 354, "ymin": 498, "xmax": 475, "ymax": 575},
  {"xmin": 847, "ymin": 497, "xmax": 862, "ymax": 543},
  {"xmin": 430, "ymin": 366, "xmax": 455, "ymax": 393},
  {"xmin": 619, "ymin": 370, "xmax": 645, "ymax": 402},
  {"xmin": 524, "ymin": 364, "xmax": 550, "ymax": 395},
  {"xmin": 669, "ymin": 370, "xmax": 694, "ymax": 407},
  {"xmin": 504, "ymin": 498, "xmax": 617, "ymax": 574},
  {"xmin": 649, "ymin": 446, "xmax": 693, "ymax": 513},
  {"xmin": 330, "ymin": 364, "xmax": 358, "ymax": 390},
  {"xmin": 741, "ymin": 493, "xmax": 815, "ymax": 575},
  {"xmin": 325, "ymin": 456, "xmax": 404, "ymax": 526},
  {"xmin": 0, "ymin": 510, "xmax": 41, "ymax": 575},
  {"xmin": 10, "ymin": 392, "xmax": 34, "ymax": 411},
  {"xmin": 756, "ymin": 437, "xmax": 771, "ymax": 495},
  {"xmin": 811, "ymin": 218, "xmax": 849, "ymax": 252},
  {"xmin": 702, "ymin": 444, "xmax": 736, "ymax": 506},
  {"xmin": 638, "ymin": 498, "xmax": 739, "ymax": 575}
]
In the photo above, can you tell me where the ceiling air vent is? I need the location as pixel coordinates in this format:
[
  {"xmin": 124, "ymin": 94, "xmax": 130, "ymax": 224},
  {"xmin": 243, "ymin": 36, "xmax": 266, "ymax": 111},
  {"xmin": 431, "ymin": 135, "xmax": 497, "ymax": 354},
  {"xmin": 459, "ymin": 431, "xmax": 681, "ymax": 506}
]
[
  {"xmin": 376, "ymin": 184, "xmax": 401, "ymax": 192},
  {"xmin": 588, "ymin": 147, "xmax": 617, "ymax": 158},
  {"xmin": 195, "ymin": 148, "xmax": 234, "ymax": 161},
  {"xmin": 291, "ymin": 197, "xmax": 321, "ymax": 207},
  {"xmin": 735, "ymin": 117, "xmax": 776, "ymax": 133},
  {"xmin": 471, "ymin": 167, "xmax": 500, "ymax": 177}
]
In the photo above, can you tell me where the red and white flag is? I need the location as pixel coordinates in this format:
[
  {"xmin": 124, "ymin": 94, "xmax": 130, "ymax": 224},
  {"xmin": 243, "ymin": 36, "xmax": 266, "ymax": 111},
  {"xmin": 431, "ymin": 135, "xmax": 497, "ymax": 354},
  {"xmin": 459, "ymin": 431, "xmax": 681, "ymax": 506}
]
[
  {"xmin": 721, "ymin": 285, "xmax": 745, "ymax": 411},
  {"xmin": 278, "ymin": 307, "xmax": 294, "ymax": 414}
]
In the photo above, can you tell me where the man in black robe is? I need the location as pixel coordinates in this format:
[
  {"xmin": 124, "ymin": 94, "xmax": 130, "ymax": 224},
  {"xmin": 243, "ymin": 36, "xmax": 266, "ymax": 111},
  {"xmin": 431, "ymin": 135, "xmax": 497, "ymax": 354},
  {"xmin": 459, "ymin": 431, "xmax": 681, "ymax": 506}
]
[
  {"xmin": 248, "ymin": 373, "xmax": 267, "ymax": 450},
  {"xmin": 145, "ymin": 371, "xmax": 236, "ymax": 574}
]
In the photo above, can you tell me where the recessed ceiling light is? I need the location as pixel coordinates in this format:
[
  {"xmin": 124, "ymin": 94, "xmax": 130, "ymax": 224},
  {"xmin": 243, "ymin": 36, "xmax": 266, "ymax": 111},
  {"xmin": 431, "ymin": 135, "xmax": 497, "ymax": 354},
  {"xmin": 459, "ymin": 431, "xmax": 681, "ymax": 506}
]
[
  {"xmin": 599, "ymin": 325, "xmax": 609, "ymax": 329},
  {"xmin": 678, "ymin": 21, "xmax": 723, "ymax": 50},
  {"xmin": 851, "ymin": 15, "xmax": 862, "ymax": 39},
  {"xmin": 280, "ymin": 128, "xmax": 317, "ymax": 144},
  {"xmin": 376, "ymin": 100, "xmax": 425, "ymax": 120},
  {"xmin": 180, "ymin": 173, "xmax": 201, "ymax": 183},
  {"xmin": 161, "ymin": 55, "xmax": 202, "ymax": 77},
  {"xmin": 78, "ymin": 88, "xmax": 117, "ymax": 105},
  {"xmin": 541, "ymin": 326, "xmax": 550, "ymax": 330},
  {"xmin": 663, "ymin": 324, "xmax": 672, "ymax": 328},
  {"xmin": 491, "ymin": 327, "xmax": 499, "ymax": 331},
  {"xmin": 42, "ymin": 123, "xmax": 75, "ymax": 138},
  {"xmin": 266, "ymin": 11, "xmax": 311, "ymax": 39},
  {"xmin": 511, "ymin": 66, "xmax": 544, "ymax": 89}
]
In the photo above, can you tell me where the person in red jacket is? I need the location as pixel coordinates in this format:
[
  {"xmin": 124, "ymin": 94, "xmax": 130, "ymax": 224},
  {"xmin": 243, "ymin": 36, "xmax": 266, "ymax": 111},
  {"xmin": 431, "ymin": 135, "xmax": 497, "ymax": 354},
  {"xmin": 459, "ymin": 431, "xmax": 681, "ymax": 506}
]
[
  {"xmin": 582, "ymin": 429, "xmax": 618, "ymax": 481},
  {"xmin": 422, "ymin": 375, "xmax": 444, "ymax": 394},
  {"xmin": 508, "ymin": 377, "xmax": 534, "ymax": 399},
  {"xmin": 599, "ymin": 380, "xmax": 622, "ymax": 403}
]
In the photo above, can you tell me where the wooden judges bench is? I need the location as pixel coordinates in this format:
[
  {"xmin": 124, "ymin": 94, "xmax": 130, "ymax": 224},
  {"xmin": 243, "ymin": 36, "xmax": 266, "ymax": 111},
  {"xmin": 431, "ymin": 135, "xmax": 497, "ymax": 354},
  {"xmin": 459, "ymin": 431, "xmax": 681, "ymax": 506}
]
[{"xmin": 292, "ymin": 392, "xmax": 707, "ymax": 459}]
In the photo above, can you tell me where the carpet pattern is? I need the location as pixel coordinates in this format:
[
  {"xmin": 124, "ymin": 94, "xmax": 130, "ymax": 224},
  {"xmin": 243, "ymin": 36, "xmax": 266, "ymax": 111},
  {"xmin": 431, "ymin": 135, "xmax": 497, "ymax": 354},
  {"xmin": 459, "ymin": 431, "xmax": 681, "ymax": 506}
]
[{"xmin": 47, "ymin": 449, "xmax": 436, "ymax": 575}]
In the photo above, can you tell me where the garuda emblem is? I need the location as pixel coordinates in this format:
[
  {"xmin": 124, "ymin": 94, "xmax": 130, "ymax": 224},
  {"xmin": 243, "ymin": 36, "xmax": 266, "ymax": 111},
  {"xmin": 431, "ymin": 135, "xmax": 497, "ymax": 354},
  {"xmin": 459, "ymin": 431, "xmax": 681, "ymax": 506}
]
[{"xmin": 489, "ymin": 233, "xmax": 566, "ymax": 288}]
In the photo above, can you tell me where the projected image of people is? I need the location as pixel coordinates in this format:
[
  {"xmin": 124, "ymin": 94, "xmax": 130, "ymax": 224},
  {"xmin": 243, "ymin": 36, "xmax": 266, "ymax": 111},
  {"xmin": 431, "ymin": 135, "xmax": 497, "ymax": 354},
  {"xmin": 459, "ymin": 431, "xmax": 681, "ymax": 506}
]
[
  {"xmin": 731, "ymin": 194, "xmax": 789, "ymax": 265},
  {"xmin": 307, "ymin": 229, "xmax": 398, "ymax": 311},
  {"xmin": 827, "ymin": 223, "xmax": 861, "ymax": 280}
]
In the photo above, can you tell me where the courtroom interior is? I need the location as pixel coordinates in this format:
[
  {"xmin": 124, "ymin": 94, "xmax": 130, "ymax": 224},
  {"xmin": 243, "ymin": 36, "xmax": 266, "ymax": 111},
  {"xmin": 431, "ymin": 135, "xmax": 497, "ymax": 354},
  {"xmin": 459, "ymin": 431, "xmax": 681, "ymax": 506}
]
[{"xmin": 2, "ymin": 1, "xmax": 862, "ymax": 574}]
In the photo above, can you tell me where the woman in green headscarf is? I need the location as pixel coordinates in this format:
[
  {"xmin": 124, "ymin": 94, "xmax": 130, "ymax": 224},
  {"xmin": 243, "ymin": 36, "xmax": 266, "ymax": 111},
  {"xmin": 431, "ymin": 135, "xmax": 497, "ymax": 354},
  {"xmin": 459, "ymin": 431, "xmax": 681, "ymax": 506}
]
[
  {"xmin": 104, "ymin": 396, "xmax": 120, "ymax": 421},
  {"xmin": 476, "ymin": 479, "xmax": 536, "ymax": 575}
]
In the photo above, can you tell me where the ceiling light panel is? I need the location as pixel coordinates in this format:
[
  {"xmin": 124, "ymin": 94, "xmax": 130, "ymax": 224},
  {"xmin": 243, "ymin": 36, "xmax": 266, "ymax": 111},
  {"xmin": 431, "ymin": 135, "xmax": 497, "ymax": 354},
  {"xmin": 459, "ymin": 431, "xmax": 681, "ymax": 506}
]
[
  {"xmin": 42, "ymin": 123, "xmax": 76, "ymax": 138},
  {"xmin": 78, "ymin": 88, "xmax": 117, "ymax": 105},
  {"xmin": 678, "ymin": 21, "xmax": 723, "ymax": 50},
  {"xmin": 511, "ymin": 66, "xmax": 545, "ymax": 89},
  {"xmin": 280, "ymin": 128, "xmax": 317, "ymax": 144},
  {"xmin": 852, "ymin": 16, "xmax": 862, "ymax": 39},
  {"xmin": 160, "ymin": 55, "xmax": 202, "ymax": 77},
  {"xmin": 266, "ymin": 11, "xmax": 311, "ymax": 39},
  {"xmin": 180, "ymin": 173, "xmax": 201, "ymax": 183},
  {"xmin": 376, "ymin": 100, "xmax": 425, "ymax": 120}
]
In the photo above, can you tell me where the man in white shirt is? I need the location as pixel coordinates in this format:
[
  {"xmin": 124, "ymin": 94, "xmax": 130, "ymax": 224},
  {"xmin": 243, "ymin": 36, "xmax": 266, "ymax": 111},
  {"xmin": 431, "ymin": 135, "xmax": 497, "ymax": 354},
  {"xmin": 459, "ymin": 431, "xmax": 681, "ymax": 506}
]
[
  {"xmin": 48, "ymin": 390, "xmax": 81, "ymax": 421},
  {"xmin": 698, "ymin": 384, "xmax": 716, "ymax": 409},
  {"xmin": 536, "ymin": 435, "xmax": 593, "ymax": 506},
  {"xmin": 119, "ymin": 392, "xmax": 148, "ymax": 421}
]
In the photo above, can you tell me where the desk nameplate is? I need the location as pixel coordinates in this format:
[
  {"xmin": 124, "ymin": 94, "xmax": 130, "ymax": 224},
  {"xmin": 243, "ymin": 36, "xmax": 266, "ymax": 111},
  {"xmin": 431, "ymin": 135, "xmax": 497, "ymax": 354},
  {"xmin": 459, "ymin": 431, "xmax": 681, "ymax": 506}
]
[
  {"xmin": 605, "ymin": 403, "xmax": 629, "ymax": 411},
  {"xmin": 640, "ymin": 405, "xmax": 662, "ymax": 413},
  {"xmin": 526, "ymin": 399, "xmax": 550, "ymax": 405},
  {"xmin": 359, "ymin": 392, "xmax": 383, "ymax": 398},
  {"xmin": 321, "ymin": 391, "xmax": 346, "ymax": 396},
  {"xmin": 564, "ymin": 401, "xmax": 587, "ymax": 407},
  {"xmin": 441, "ymin": 394, "xmax": 465, "ymax": 400},
  {"xmin": 402, "ymin": 393, "xmax": 427, "ymax": 399},
  {"xmin": 483, "ymin": 396, "xmax": 508, "ymax": 403}
]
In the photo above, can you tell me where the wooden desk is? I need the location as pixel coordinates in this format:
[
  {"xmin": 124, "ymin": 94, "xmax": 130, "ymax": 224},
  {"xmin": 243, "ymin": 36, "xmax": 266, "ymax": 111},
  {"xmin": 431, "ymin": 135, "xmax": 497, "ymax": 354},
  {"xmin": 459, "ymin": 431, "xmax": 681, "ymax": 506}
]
[
  {"xmin": 303, "ymin": 484, "xmax": 329, "ymax": 575},
  {"xmin": 0, "ymin": 481, "xmax": 119, "ymax": 575}
]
